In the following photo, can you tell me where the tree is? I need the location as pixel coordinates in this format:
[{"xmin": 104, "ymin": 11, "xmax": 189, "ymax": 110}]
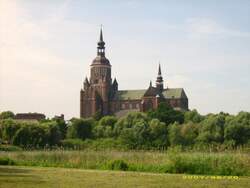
[
  {"xmin": 67, "ymin": 118, "xmax": 94, "ymax": 140},
  {"xmin": 197, "ymin": 114, "xmax": 226, "ymax": 144},
  {"xmin": 13, "ymin": 124, "xmax": 47, "ymax": 148},
  {"xmin": 42, "ymin": 121, "xmax": 62, "ymax": 146},
  {"xmin": 148, "ymin": 103, "xmax": 184, "ymax": 125},
  {"xmin": 54, "ymin": 119, "xmax": 67, "ymax": 139},
  {"xmin": 93, "ymin": 116, "xmax": 117, "ymax": 138},
  {"xmin": 0, "ymin": 119, "xmax": 21, "ymax": 144},
  {"xmin": 148, "ymin": 119, "xmax": 168, "ymax": 148},
  {"xmin": 0, "ymin": 111, "xmax": 15, "ymax": 119},
  {"xmin": 168, "ymin": 122, "xmax": 183, "ymax": 146},
  {"xmin": 184, "ymin": 109, "xmax": 204, "ymax": 123},
  {"xmin": 224, "ymin": 112, "xmax": 250, "ymax": 146},
  {"xmin": 180, "ymin": 122, "xmax": 200, "ymax": 146}
]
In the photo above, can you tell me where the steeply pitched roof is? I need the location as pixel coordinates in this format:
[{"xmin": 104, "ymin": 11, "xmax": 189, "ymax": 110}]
[
  {"xmin": 143, "ymin": 86, "xmax": 159, "ymax": 97},
  {"xmin": 114, "ymin": 90, "xmax": 146, "ymax": 100},
  {"xmin": 162, "ymin": 88, "xmax": 188, "ymax": 99},
  {"xmin": 114, "ymin": 88, "xmax": 187, "ymax": 100}
]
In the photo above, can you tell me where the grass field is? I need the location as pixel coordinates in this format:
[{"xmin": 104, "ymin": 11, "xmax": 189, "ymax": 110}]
[
  {"xmin": 1, "ymin": 149, "xmax": 249, "ymax": 176},
  {"xmin": 0, "ymin": 166, "xmax": 249, "ymax": 188}
]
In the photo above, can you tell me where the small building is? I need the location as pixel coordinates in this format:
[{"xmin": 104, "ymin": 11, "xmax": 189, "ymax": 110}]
[{"xmin": 15, "ymin": 113, "xmax": 46, "ymax": 122}]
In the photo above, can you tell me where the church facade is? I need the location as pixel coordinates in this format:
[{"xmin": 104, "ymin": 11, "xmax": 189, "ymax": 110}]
[{"xmin": 80, "ymin": 29, "xmax": 188, "ymax": 118}]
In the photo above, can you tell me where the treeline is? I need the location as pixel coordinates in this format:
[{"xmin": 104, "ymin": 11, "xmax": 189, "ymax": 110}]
[{"xmin": 0, "ymin": 103, "xmax": 250, "ymax": 150}]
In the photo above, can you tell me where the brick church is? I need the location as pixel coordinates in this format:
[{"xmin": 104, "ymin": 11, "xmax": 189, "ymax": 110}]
[{"xmin": 80, "ymin": 29, "xmax": 188, "ymax": 118}]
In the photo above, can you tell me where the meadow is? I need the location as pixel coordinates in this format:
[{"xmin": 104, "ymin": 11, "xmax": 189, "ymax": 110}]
[
  {"xmin": 0, "ymin": 166, "xmax": 249, "ymax": 188},
  {"xmin": 0, "ymin": 148, "xmax": 249, "ymax": 176}
]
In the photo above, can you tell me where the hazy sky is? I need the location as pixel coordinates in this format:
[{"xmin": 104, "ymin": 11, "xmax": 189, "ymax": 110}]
[{"xmin": 1, "ymin": 0, "xmax": 250, "ymax": 119}]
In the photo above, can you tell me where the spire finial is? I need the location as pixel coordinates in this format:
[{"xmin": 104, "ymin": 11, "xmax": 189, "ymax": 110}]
[
  {"xmin": 158, "ymin": 62, "xmax": 162, "ymax": 76},
  {"xmin": 99, "ymin": 24, "xmax": 103, "ymax": 42},
  {"xmin": 150, "ymin": 80, "xmax": 152, "ymax": 87}
]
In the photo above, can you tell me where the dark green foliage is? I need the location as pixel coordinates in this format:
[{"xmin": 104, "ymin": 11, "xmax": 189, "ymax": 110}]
[
  {"xmin": 0, "ymin": 111, "xmax": 15, "ymax": 119},
  {"xmin": 67, "ymin": 118, "xmax": 94, "ymax": 140},
  {"xmin": 55, "ymin": 119, "xmax": 67, "ymax": 139},
  {"xmin": 224, "ymin": 112, "xmax": 250, "ymax": 146},
  {"xmin": 12, "ymin": 124, "xmax": 47, "ymax": 147},
  {"xmin": 114, "ymin": 112, "xmax": 149, "ymax": 149},
  {"xmin": 184, "ymin": 109, "xmax": 204, "ymax": 123},
  {"xmin": 0, "ymin": 157, "xmax": 15, "ymax": 165},
  {"xmin": 168, "ymin": 123, "xmax": 183, "ymax": 146},
  {"xmin": 148, "ymin": 103, "xmax": 184, "ymax": 125},
  {"xmin": 197, "ymin": 113, "xmax": 226, "ymax": 144},
  {"xmin": 93, "ymin": 110, "xmax": 103, "ymax": 121},
  {"xmin": 148, "ymin": 119, "xmax": 168, "ymax": 148},
  {"xmin": 105, "ymin": 160, "xmax": 128, "ymax": 171},
  {"xmin": 0, "ymin": 119, "xmax": 21, "ymax": 143},
  {"xmin": 0, "ymin": 109, "xmax": 249, "ymax": 150},
  {"xmin": 93, "ymin": 116, "xmax": 117, "ymax": 138},
  {"xmin": 114, "ymin": 112, "xmax": 169, "ymax": 149}
]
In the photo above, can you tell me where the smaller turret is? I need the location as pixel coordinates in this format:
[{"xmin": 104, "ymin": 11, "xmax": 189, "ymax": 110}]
[
  {"xmin": 84, "ymin": 77, "xmax": 90, "ymax": 90},
  {"xmin": 113, "ymin": 78, "xmax": 118, "ymax": 91}
]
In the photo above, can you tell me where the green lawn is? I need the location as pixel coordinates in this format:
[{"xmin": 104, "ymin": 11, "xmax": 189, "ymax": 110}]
[{"xmin": 0, "ymin": 166, "xmax": 249, "ymax": 188}]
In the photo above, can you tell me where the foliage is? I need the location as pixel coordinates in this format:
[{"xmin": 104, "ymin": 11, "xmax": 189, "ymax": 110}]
[
  {"xmin": 54, "ymin": 119, "xmax": 67, "ymax": 139},
  {"xmin": 67, "ymin": 118, "xmax": 94, "ymax": 140},
  {"xmin": 93, "ymin": 116, "xmax": 117, "ymax": 138},
  {"xmin": 12, "ymin": 123, "xmax": 47, "ymax": 148},
  {"xmin": 197, "ymin": 113, "xmax": 227, "ymax": 144},
  {"xmin": 0, "ymin": 109, "xmax": 249, "ymax": 149},
  {"xmin": 224, "ymin": 112, "xmax": 250, "ymax": 146},
  {"xmin": 0, "ymin": 111, "xmax": 15, "ymax": 119},
  {"xmin": 148, "ymin": 103, "xmax": 184, "ymax": 125},
  {"xmin": 105, "ymin": 160, "xmax": 128, "ymax": 171},
  {"xmin": 0, "ymin": 119, "xmax": 21, "ymax": 144},
  {"xmin": 184, "ymin": 109, "xmax": 204, "ymax": 123},
  {"xmin": 0, "ymin": 157, "xmax": 15, "ymax": 165}
]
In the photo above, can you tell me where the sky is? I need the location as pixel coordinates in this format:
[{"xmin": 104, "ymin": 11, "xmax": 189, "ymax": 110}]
[{"xmin": 0, "ymin": 0, "xmax": 250, "ymax": 119}]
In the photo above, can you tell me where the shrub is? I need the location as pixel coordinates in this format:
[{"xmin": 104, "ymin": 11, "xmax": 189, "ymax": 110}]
[
  {"xmin": 0, "ymin": 157, "xmax": 15, "ymax": 165},
  {"xmin": 105, "ymin": 160, "xmax": 128, "ymax": 171},
  {"xmin": 67, "ymin": 118, "xmax": 94, "ymax": 140}
]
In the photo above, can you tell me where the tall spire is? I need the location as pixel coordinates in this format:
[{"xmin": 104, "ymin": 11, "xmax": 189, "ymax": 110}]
[
  {"xmin": 99, "ymin": 25, "xmax": 103, "ymax": 42},
  {"xmin": 158, "ymin": 63, "xmax": 162, "ymax": 76},
  {"xmin": 97, "ymin": 25, "xmax": 105, "ymax": 56},
  {"xmin": 156, "ymin": 63, "xmax": 164, "ymax": 92}
]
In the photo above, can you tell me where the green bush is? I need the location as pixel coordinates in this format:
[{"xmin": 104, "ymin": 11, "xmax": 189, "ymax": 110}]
[
  {"xmin": 105, "ymin": 160, "xmax": 128, "ymax": 171},
  {"xmin": 0, "ymin": 157, "xmax": 15, "ymax": 165}
]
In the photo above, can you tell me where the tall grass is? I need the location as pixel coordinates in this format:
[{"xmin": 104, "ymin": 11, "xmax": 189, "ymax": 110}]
[{"xmin": 0, "ymin": 149, "xmax": 249, "ymax": 176}]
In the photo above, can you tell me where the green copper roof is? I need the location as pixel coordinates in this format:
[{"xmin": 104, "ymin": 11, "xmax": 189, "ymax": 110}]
[
  {"xmin": 162, "ymin": 88, "xmax": 187, "ymax": 99},
  {"xmin": 114, "ymin": 88, "xmax": 187, "ymax": 100},
  {"xmin": 115, "ymin": 90, "xmax": 146, "ymax": 100}
]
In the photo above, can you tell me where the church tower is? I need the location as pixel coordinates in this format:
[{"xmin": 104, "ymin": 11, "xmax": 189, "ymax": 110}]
[{"xmin": 80, "ymin": 28, "xmax": 113, "ymax": 118}]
